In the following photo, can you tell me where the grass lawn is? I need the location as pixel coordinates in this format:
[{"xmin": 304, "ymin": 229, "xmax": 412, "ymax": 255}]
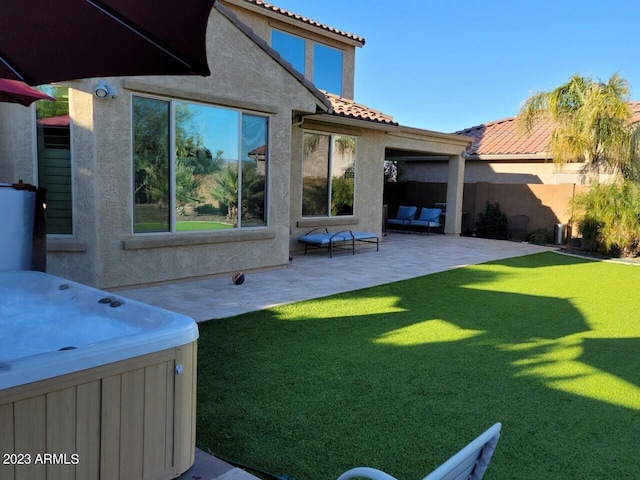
[
  {"xmin": 134, "ymin": 220, "xmax": 233, "ymax": 232},
  {"xmin": 196, "ymin": 252, "xmax": 640, "ymax": 479}
]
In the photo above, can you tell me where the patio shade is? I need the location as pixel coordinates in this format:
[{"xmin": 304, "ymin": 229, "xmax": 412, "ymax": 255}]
[
  {"xmin": 0, "ymin": 78, "xmax": 55, "ymax": 106},
  {"xmin": 0, "ymin": 0, "xmax": 215, "ymax": 86}
]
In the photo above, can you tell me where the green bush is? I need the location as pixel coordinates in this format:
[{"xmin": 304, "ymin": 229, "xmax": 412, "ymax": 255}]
[
  {"xmin": 570, "ymin": 181, "xmax": 640, "ymax": 258},
  {"xmin": 527, "ymin": 228, "xmax": 553, "ymax": 245},
  {"xmin": 576, "ymin": 217, "xmax": 602, "ymax": 252},
  {"xmin": 194, "ymin": 203, "xmax": 218, "ymax": 215},
  {"xmin": 476, "ymin": 201, "xmax": 508, "ymax": 240}
]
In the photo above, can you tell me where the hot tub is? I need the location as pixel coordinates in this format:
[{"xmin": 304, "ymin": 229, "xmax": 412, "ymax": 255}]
[{"xmin": 0, "ymin": 270, "xmax": 199, "ymax": 480}]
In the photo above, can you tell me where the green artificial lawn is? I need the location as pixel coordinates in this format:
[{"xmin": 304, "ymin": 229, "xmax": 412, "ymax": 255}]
[{"xmin": 196, "ymin": 252, "xmax": 640, "ymax": 479}]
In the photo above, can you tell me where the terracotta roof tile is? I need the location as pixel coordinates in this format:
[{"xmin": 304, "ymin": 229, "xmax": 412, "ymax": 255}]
[
  {"xmin": 455, "ymin": 117, "xmax": 552, "ymax": 156},
  {"xmin": 324, "ymin": 92, "xmax": 398, "ymax": 125},
  {"xmin": 239, "ymin": 0, "xmax": 365, "ymax": 44},
  {"xmin": 458, "ymin": 101, "xmax": 640, "ymax": 156}
]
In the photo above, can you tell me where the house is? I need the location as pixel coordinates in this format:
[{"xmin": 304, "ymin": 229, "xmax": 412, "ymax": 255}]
[
  {"xmin": 0, "ymin": 0, "xmax": 472, "ymax": 289},
  {"xmin": 404, "ymin": 102, "xmax": 640, "ymax": 186},
  {"xmin": 392, "ymin": 102, "xmax": 640, "ymax": 236}
]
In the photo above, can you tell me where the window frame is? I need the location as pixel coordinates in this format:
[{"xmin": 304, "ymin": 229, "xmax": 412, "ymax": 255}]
[
  {"xmin": 33, "ymin": 85, "xmax": 75, "ymax": 237},
  {"xmin": 131, "ymin": 94, "xmax": 271, "ymax": 235}
]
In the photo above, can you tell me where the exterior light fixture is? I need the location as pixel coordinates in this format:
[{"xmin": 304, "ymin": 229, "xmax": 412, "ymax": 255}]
[{"xmin": 94, "ymin": 80, "xmax": 118, "ymax": 99}]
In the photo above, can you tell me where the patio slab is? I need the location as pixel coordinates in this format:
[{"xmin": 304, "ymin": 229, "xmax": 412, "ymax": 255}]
[{"xmin": 118, "ymin": 234, "xmax": 554, "ymax": 322}]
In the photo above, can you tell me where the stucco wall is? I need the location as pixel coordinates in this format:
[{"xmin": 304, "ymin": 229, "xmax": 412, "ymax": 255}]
[
  {"xmin": 24, "ymin": 7, "xmax": 321, "ymax": 288},
  {"xmin": 0, "ymin": 104, "xmax": 35, "ymax": 184}
]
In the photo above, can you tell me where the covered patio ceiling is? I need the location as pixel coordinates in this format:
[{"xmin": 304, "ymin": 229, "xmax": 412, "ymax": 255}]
[{"xmin": 385, "ymin": 147, "xmax": 450, "ymax": 161}]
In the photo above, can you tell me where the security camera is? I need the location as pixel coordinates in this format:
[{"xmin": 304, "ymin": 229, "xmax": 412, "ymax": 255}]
[{"xmin": 94, "ymin": 80, "xmax": 118, "ymax": 99}]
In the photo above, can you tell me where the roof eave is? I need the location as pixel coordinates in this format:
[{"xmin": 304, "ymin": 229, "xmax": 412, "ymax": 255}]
[
  {"xmin": 310, "ymin": 113, "xmax": 474, "ymax": 146},
  {"xmin": 223, "ymin": 0, "xmax": 365, "ymax": 47},
  {"xmin": 465, "ymin": 153, "xmax": 550, "ymax": 161}
]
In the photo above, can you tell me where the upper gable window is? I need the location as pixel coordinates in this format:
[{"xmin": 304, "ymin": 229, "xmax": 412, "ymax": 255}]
[
  {"xmin": 271, "ymin": 28, "xmax": 344, "ymax": 96},
  {"xmin": 313, "ymin": 43, "xmax": 343, "ymax": 95},
  {"xmin": 271, "ymin": 30, "xmax": 305, "ymax": 73}
]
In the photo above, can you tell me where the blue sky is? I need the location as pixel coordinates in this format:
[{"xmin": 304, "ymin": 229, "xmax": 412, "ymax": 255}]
[{"xmin": 269, "ymin": 0, "xmax": 640, "ymax": 133}]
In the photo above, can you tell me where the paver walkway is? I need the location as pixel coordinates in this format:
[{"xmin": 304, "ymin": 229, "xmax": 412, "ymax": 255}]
[{"xmin": 119, "ymin": 234, "xmax": 554, "ymax": 322}]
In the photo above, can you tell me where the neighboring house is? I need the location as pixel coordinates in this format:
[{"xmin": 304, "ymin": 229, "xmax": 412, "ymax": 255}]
[
  {"xmin": 0, "ymin": 0, "xmax": 471, "ymax": 289},
  {"xmin": 397, "ymin": 102, "xmax": 640, "ymax": 236},
  {"xmin": 405, "ymin": 102, "xmax": 640, "ymax": 185}
]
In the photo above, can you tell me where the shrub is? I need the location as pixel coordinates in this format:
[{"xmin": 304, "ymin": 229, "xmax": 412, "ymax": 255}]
[
  {"xmin": 576, "ymin": 217, "xmax": 602, "ymax": 252},
  {"xmin": 527, "ymin": 228, "xmax": 553, "ymax": 245},
  {"xmin": 476, "ymin": 201, "xmax": 508, "ymax": 240},
  {"xmin": 194, "ymin": 203, "xmax": 216, "ymax": 215},
  {"xmin": 570, "ymin": 181, "xmax": 640, "ymax": 258}
]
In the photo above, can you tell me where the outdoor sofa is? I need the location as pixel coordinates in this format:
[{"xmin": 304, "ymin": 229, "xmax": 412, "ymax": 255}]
[
  {"xmin": 410, "ymin": 207, "xmax": 442, "ymax": 234},
  {"xmin": 387, "ymin": 205, "xmax": 417, "ymax": 232}
]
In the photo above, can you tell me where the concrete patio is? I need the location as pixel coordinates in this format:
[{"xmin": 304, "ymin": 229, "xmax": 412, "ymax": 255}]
[{"xmin": 118, "ymin": 234, "xmax": 554, "ymax": 480}]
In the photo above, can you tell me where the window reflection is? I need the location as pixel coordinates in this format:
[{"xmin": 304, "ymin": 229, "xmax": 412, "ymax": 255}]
[
  {"xmin": 271, "ymin": 29, "xmax": 344, "ymax": 96},
  {"xmin": 302, "ymin": 133, "xmax": 355, "ymax": 217},
  {"xmin": 175, "ymin": 103, "xmax": 239, "ymax": 229},
  {"xmin": 36, "ymin": 86, "xmax": 73, "ymax": 235},
  {"xmin": 242, "ymin": 115, "xmax": 268, "ymax": 226},
  {"xmin": 302, "ymin": 133, "xmax": 330, "ymax": 216},
  {"xmin": 132, "ymin": 96, "xmax": 269, "ymax": 233},
  {"xmin": 313, "ymin": 43, "xmax": 343, "ymax": 95},
  {"xmin": 133, "ymin": 96, "xmax": 170, "ymax": 233},
  {"xmin": 271, "ymin": 30, "xmax": 305, "ymax": 74}
]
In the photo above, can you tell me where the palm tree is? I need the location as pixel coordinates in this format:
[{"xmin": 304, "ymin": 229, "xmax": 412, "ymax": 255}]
[
  {"xmin": 517, "ymin": 73, "xmax": 639, "ymax": 180},
  {"xmin": 210, "ymin": 163, "xmax": 239, "ymax": 222}
]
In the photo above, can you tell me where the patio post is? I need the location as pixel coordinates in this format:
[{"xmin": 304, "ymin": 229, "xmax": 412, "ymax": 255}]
[{"xmin": 444, "ymin": 152, "xmax": 466, "ymax": 235}]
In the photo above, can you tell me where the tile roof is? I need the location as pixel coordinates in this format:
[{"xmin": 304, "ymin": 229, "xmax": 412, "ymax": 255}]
[
  {"xmin": 324, "ymin": 92, "xmax": 398, "ymax": 125},
  {"xmin": 456, "ymin": 117, "xmax": 552, "ymax": 156},
  {"xmin": 458, "ymin": 102, "xmax": 640, "ymax": 157},
  {"xmin": 238, "ymin": 0, "xmax": 365, "ymax": 44}
]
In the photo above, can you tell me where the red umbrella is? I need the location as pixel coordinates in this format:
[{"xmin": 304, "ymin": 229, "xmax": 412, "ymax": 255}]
[
  {"xmin": 0, "ymin": 78, "xmax": 55, "ymax": 106},
  {"xmin": 0, "ymin": 0, "xmax": 215, "ymax": 86}
]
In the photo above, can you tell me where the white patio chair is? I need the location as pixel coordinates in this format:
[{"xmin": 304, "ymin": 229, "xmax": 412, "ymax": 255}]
[{"xmin": 336, "ymin": 422, "xmax": 501, "ymax": 480}]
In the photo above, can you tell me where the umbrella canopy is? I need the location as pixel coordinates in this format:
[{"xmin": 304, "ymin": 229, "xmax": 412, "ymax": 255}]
[
  {"xmin": 0, "ymin": 78, "xmax": 55, "ymax": 106},
  {"xmin": 0, "ymin": 0, "xmax": 215, "ymax": 86}
]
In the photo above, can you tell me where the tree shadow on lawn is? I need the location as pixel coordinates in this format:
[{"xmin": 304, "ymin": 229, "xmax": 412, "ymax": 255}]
[{"xmin": 196, "ymin": 255, "xmax": 640, "ymax": 480}]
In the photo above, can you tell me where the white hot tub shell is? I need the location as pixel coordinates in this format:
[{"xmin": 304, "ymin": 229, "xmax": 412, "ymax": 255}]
[{"xmin": 0, "ymin": 270, "xmax": 199, "ymax": 480}]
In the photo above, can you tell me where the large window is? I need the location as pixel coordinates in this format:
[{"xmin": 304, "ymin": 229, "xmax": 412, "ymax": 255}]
[
  {"xmin": 271, "ymin": 29, "xmax": 344, "ymax": 96},
  {"xmin": 36, "ymin": 86, "xmax": 72, "ymax": 235},
  {"xmin": 133, "ymin": 96, "xmax": 269, "ymax": 233},
  {"xmin": 302, "ymin": 133, "xmax": 355, "ymax": 217}
]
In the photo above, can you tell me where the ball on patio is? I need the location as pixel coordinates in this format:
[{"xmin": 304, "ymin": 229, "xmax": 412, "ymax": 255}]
[{"xmin": 232, "ymin": 272, "xmax": 245, "ymax": 285}]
